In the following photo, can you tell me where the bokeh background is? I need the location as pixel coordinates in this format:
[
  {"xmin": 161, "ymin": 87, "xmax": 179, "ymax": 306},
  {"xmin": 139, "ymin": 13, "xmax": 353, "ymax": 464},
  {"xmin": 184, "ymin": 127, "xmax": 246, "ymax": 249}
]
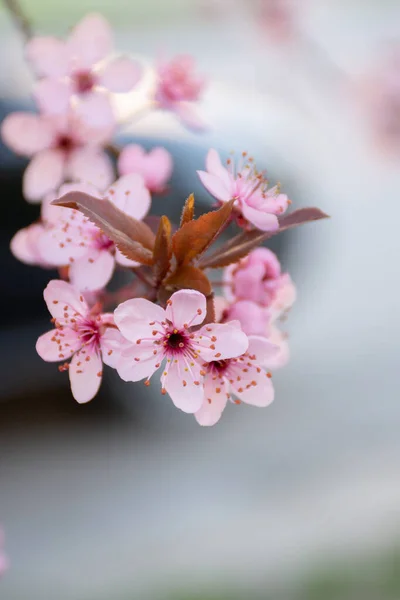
[{"xmin": 1, "ymin": 1, "xmax": 400, "ymax": 599}]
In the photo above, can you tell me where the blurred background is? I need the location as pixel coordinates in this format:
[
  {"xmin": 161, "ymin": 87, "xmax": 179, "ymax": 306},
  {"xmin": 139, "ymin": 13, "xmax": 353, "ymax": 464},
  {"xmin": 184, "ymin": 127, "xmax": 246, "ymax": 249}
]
[{"xmin": 1, "ymin": 1, "xmax": 400, "ymax": 599}]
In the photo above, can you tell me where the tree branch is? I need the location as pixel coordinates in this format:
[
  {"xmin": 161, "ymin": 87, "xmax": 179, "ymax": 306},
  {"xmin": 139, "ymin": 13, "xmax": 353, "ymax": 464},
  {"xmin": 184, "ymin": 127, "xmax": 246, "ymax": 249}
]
[{"xmin": 3, "ymin": 0, "xmax": 33, "ymax": 42}]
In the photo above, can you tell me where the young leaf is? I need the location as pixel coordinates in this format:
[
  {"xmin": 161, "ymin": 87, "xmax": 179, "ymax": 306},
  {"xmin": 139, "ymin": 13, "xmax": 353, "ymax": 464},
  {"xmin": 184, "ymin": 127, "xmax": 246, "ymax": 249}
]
[
  {"xmin": 172, "ymin": 199, "xmax": 234, "ymax": 265},
  {"xmin": 199, "ymin": 207, "xmax": 329, "ymax": 269},
  {"xmin": 153, "ymin": 215, "xmax": 172, "ymax": 285},
  {"xmin": 163, "ymin": 265, "xmax": 212, "ymax": 296},
  {"xmin": 53, "ymin": 191, "xmax": 155, "ymax": 266},
  {"xmin": 180, "ymin": 193, "xmax": 195, "ymax": 227}
]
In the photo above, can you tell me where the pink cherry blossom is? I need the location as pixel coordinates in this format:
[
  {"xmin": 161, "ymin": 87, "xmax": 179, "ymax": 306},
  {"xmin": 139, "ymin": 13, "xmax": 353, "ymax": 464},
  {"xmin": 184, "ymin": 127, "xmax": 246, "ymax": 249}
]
[
  {"xmin": 37, "ymin": 176, "xmax": 151, "ymax": 291},
  {"xmin": 197, "ymin": 149, "xmax": 290, "ymax": 231},
  {"xmin": 0, "ymin": 529, "xmax": 8, "ymax": 579},
  {"xmin": 195, "ymin": 335, "xmax": 277, "ymax": 426},
  {"xmin": 155, "ymin": 55, "xmax": 206, "ymax": 130},
  {"xmin": 26, "ymin": 13, "xmax": 142, "ymax": 128},
  {"xmin": 1, "ymin": 109, "xmax": 114, "ymax": 202},
  {"xmin": 36, "ymin": 280, "xmax": 127, "ymax": 403},
  {"xmin": 222, "ymin": 299, "xmax": 272, "ymax": 337},
  {"xmin": 114, "ymin": 290, "xmax": 249, "ymax": 413},
  {"xmin": 224, "ymin": 247, "xmax": 293, "ymax": 306},
  {"xmin": 118, "ymin": 144, "xmax": 173, "ymax": 193}
]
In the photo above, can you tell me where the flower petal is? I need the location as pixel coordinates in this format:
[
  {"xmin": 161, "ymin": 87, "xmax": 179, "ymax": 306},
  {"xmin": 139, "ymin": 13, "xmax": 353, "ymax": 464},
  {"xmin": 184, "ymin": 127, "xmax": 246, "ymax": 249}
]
[
  {"xmin": 241, "ymin": 202, "xmax": 279, "ymax": 232},
  {"xmin": 67, "ymin": 147, "xmax": 114, "ymax": 192},
  {"xmin": 195, "ymin": 375, "xmax": 228, "ymax": 426},
  {"xmin": 175, "ymin": 102, "xmax": 207, "ymax": 131},
  {"xmin": 194, "ymin": 322, "xmax": 249, "ymax": 361},
  {"xmin": 106, "ymin": 173, "xmax": 151, "ymax": 221},
  {"xmin": 69, "ymin": 248, "xmax": 115, "ymax": 291},
  {"xmin": 43, "ymin": 279, "xmax": 88, "ymax": 321},
  {"xmin": 99, "ymin": 57, "xmax": 142, "ymax": 92},
  {"xmin": 116, "ymin": 345, "xmax": 161, "ymax": 382},
  {"xmin": 232, "ymin": 364, "xmax": 274, "ymax": 407},
  {"xmin": 162, "ymin": 359, "xmax": 204, "ymax": 413},
  {"xmin": 36, "ymin": 328, "xmax": 81, "ymax": 362},
  {"xmin": 69, "ymin": 348, "xmax": 103, "ymax": 403},
  {"xmin": 264, "ymin": 326, "xmax": 290, "ymax": 369},
  {"xmin": 1, "ymin": 112, "xmax": 54, "ymax": 156},
  {"xmin": 117, "ymin": 145, "xmax": 173, "ymax": 193},
  {"xmin": 23, "ymin": 149, "xmax": 65, "ymax": 202},
  {"xmin": 165, "ymin": 289, "xmax": 206, "ymax": 330},
  {"xmin": 197, "ymin": 170, "xmax": 231, "ymax": 202},
  {"xmin": 10, "ymin": 224, "xmax": 46, "ymax": 265},
  {"xmin": 75, "ymin": 91, "xmax": 115, "ymax": 131},
  {"xmin": 25, "ymin": 36, "xmax": 70, "ymax": 77},
  {"xmin": 68, "ymin": 13, "xmax": 113, "ymax": 68},
  {"xmin": 226, "ymin": 300, "xmax": 271, "ymax": 337},
  {"xmin": 33, "ymin": 79, "xmax": 72, "ymax": 115},
  {"xmin": 114, "ymin": 248, "xmax": 140, "ymax": 268},
  {"xmin": 247, "ymin": 335, "xmax": 279, "ymax": 366},
  {"xmin": 100, "ymin": 327, "xmax": 131, "ymax": 368},
  {"xmin": 205, "ymin": 149, "xmax": 232, "ymax": 188},
  {"xmin": 114, "ymin": 298, "xmax": 165, "ymax": 342}
]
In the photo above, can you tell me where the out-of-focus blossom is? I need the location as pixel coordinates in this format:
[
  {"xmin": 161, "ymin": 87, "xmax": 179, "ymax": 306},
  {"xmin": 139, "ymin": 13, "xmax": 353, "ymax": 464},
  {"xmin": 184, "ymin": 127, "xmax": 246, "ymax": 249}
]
[
  {"xmin": 155, "ymin": 55, "xmax": 206, "ymax": 130},
  {"xmin": 222, "ymin": 299, "xmax": 271, "ymax": 336},
  {"xmin": 195, "ymin": 334, "xmax": 277, "ymax": 426},
  {"xmin": 37, "ymin": 176, "xmax": 151, "ymax": 291},
  {"xmin": 36, "ymin": 280, "xmax": 126, "ymax": 403},
  {"xmin": 114, "ymin": 290, "xmax": 248, "ymax": 413},
  {"xmin": 118, "ymin": 144, "xmax": 173, "ymax": 193},
  {"xmin": 0, "ymin": 529, "xmax": 8, "ymax": 578},
  {"xmin": 259, "ymin": 0, "xmax": 297, "ymax": 43},
  {"xmin": 1, "ymin": 109, "xmax": 114, "ymax": 202},
  {"xmin": 26, "ymin": 13, "xmax": 142, "ymax": 128},
  {"xmin": 198, "ymin": 149, "xmax": 290, "ymax": 231}
]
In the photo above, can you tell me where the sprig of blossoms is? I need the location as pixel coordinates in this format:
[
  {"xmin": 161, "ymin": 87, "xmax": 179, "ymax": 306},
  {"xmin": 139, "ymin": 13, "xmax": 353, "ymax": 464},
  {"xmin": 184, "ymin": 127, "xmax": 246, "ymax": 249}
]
[{"xmin": 3, "ymin": 8, "xmax": 328, "ymax": 426}]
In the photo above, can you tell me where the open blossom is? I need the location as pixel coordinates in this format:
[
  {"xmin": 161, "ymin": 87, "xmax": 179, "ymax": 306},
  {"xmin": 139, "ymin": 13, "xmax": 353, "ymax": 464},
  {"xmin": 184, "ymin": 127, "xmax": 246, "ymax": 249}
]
[
  {"xmin": 195, "ymin": 335, "xmax": 277, "ymax": 426},
  {"xmin": 1, "ymin": 108, "xmax": 113, "ymax": 202},
  {"xmin": 36, "ymin": 280, "xmax": 126, "ymax": 403},
  {"xmin": 118, "ymin": 144, "xmax": 173, "ymax": 193},
  {"xmin": 26, "ymin": 13, "xmax": 141, "ymax": 128},
  {"xmin": 155, "ymin": 55, "xmax": 206, "ymax": 130},
  {"xmin": 37, "ymin": 176, "xmax": 150, "ymax": 290},
  {"xmin": 114, "ymin": 290, "xmax": 249, "ymax": 413},
  {"xmin": 198, "ymin": 149, "xmax": 290, "ymax": 231}
]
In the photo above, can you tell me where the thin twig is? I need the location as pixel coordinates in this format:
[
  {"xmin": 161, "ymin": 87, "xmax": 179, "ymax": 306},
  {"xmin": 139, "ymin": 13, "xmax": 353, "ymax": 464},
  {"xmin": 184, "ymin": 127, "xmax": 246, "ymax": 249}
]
[{"xmin": 3, "ymin": 0, "xmax": 33, "ymax": 42}]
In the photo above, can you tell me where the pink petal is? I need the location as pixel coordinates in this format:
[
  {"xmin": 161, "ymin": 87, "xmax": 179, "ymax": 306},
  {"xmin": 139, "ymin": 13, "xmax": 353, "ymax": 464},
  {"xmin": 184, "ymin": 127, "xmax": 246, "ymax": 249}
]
[
  {"xmin": 99, "ymin": 57, "xmax": 142, "ymax": 92},
  {"xmin": 270, "ymin": 277, "xmax": 296, "ymax": 321},
  {"xmin": 57, "ymin": 181, "xmax": 103, "ymax": 199},
  {"xmin": 165, "ymin": 289, "xmax": 206, "ymax": 329},
  {"xmin": 114, "ymin": 248, "xmax": 140, "ymax": 268},
  {"xmin": 69, "ymin": 248, "xmax": 115, "ymax": 291},
  {"xmin": 114, "ymin": 298, "xmax": 165, "ymax": 342},
  {"xmin": 117, "ymin": 145, "xmax": 173, "ymax": 193},
  {"xmin": 106, "ymin": 173, "xmax": 151, "ymax": 221},
  {"xmin": 232, "ymin": 366, "xmax": 274, "ymax": 407},
  {"xmin": 265, "ymin": 326, "xmax": 290, "ymax": 369},
  {"xmin": 247, "ymin": 335, "xmax": 279, "ymax": 366},
  {"xmin": 175, "ymin": 101, "xmax": 207, "ymax": 131},
  {"xmin": 117, "ymin": 144, "xmax": 145, "ymax": 176},
  {"xmin": 67, "ymin": 147, "xmax": 114, "ymax": 192},
  {"xmin": 68, "ymin": 14, "xmax": 112, "ymax": 68},
  {"xmin": 44, "ymin": 279, "xmax": 88, "ymax": 321},
  {"xmin": 205, "ymin": 149, "xmax": 232, "ymax": 188},
  {"xmin": 23, "ymin": 149, "xmax": 65, "ymax": 203},
  {"xmin": 162, "ymin": 359, "xmax": 204, "ymax": 413},
  {"xmin": 36, "ymin": 328, "xmax": 80, "ymax": 362},
  {"xmin": 75, "ymin": 91, "xmax": 115, "ymax": 130},
  {"xmin": 25, "ymin": 36, "xmax": 70, "ymax": 77},
  {"xmin": 241, "ymin": 202, "xmax": 279, "ymax": 232},
  {"xmin": 37, "ymin": 216, "xmax": 89, "ymax": 266},
  {"xmin": 69, "ymin": 348, "xmax": 103, "ymax": 403},
  {"xmin": 10, "ymin": 224, "xmax": 46, "ymax": 265},
  {"xmin": 226, "ymin": 300, "xmax": 271, "ymax": 337},
  {"xmin": 1, "ymin": 112, "xmax": 54, "ymax": 156},
  {"xmin": 197, "ymin": 170, "xmax": 231, "ymax": 202},
  {"xmin": 100, "ymin": 327, "xmax": 131, "ymax": 368},
  {"xmin": 194, "ymin": 322, "xmax": 249, "ymax": 361},
  {"xmin": 117, "ymin": 345, "xmax": 162, "ymax": 382},
  {"xmin": 33, "ymin": 79, "xmax": 72, "ymax": 115},
  {"xmin": 195, "ymin": 376, "xmax": 228, "ymax": 426}
]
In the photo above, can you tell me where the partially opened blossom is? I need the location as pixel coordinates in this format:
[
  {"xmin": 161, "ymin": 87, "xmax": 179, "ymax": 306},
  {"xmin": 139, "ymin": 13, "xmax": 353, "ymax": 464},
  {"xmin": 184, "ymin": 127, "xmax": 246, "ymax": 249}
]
[
  {"xmin": 222, "ymin": 299, "xmax": 271, "ymax": 337},
  {"xmin": 1, "ymin": 109, "xmax": 114, "ymax": 202},
  {"xmin": 195, "ymin": 335, "xmax": 278, "ymax": 426},
  {"xmin": 0, "ymin": 529, "xmax": 8, "ymax": 578},
  {"xmin": 36, "ymin": 280, "xmax": 127, "ymax": 403},
  {"xmin": 26, "ymin": 13, "xmax": 142, "ymax": 128},
  {"xmin": 114, "ymin": 289, "xmax": 249, "ymax": 413},
  {"xmin": 155, "ymin": 55, "xmax": 206, "ymax": 130},
  {"xmin": 38, "ymin": 176, "xmax": 151, "ymax": 291},
  {"xmin": 118, "ymin": 144, "xmax": 173, "ymax": 193},
  {"xmin": 198, "ymin": 149, "xmax": 290, "ymax": 231}
]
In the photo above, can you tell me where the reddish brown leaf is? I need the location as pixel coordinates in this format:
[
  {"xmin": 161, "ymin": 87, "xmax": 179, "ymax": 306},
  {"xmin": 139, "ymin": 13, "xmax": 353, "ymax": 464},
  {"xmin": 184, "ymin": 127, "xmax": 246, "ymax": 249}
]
[
  {"xmin": 199, "ymin": 207, "xmax": 329, "ymax": 269},
  {"xmin": 53, "ymin": 191, "xmax": 155, "ymax": 265},
  {"xmin": 172, "ymin": 199, "xmax": 234, "ymax": 265},
  {"xmin": 180, "ymin": 193, "xmax": 195, "ymax": 227},
  {"xmin": 153, "ymin": 215, "xmax": 172, "ymax": 285},
  {"xmin": 163, "ymin": 265, "xmax": 212, "ymax": 296}
]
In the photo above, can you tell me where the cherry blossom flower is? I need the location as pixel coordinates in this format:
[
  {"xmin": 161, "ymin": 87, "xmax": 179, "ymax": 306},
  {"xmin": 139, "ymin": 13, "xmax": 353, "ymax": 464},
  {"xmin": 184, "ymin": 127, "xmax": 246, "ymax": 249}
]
[
  {"xmin": 155, "ymin": 55, "xmax": 206, "ymax": 130},
  {"xmin": 37, "ymin": 176, "xmax": 151, "ymax": 291},
  {"xmin": 195, "ymin": 334, "xmax": 278, "ymax": 426},
  {"xmin": 118, "ymin": 144, "xmax": 173, "ymax": 193},
  {"xmin": 0, "ymin": 529, "xmax": 8, "ymax": 579},
  {"xmin": 114, "ymin": 289, "xmax": 249, "ymax": 413},
  {"xmin": 36, "ymin": 280, "xmax": 127, "ymax": 403},
  {"xmin": 1, "ymin": 109, "xmax": 114, "ymax": 202},
  {"xmin": 197, "ymin": 149, "xmax": 290, "ymax": 231},
  {"xmin": 224, "ymin": 247, "xmax": 294, "ymax": 307},
  {"xmin": 222, "ymin": 299, "xmax": 271, "ymax": 337},
  {"xmin": 26, "ymin": 13, "xmax": 142, "ymax": 128}
]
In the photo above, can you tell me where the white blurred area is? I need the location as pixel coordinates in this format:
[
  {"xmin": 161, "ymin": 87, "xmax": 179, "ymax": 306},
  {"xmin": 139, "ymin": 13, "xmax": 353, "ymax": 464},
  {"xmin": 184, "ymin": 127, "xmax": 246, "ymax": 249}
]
[{"xmin": 1, "ymin": 1, "xmax": 400, "ymax": 599}]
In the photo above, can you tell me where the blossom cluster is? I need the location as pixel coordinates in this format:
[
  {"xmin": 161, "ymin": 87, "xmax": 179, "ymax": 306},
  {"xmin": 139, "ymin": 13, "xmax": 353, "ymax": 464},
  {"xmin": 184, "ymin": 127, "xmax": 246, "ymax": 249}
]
[{"xmin": 3, "ymin": 12, "xmax": 327, "ymax": 427}]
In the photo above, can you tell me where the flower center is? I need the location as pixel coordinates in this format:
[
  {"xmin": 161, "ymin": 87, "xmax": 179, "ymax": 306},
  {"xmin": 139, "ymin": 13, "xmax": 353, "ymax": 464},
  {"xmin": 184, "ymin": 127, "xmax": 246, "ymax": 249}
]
[
  {"xmin": 56, "ymin": 135, "xmax": 75, "ymax": 153},
  {"xmin": 76, "ymin": 317, "xmax": 101, "ymax": 349},
  {"xmin": 93, "ymin": 231, "xmax": 114, "ymax": 251},
  {"xmin": 162, "ymin": 329, "xmax": 191, "ymax": 354},
  {"xmin": 210, "ymin": 359, "xmax": 229, "ymax": 374},
  {"xmin": 74, "ymin": 70, "xmax": 96, "ymax": 94}
]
